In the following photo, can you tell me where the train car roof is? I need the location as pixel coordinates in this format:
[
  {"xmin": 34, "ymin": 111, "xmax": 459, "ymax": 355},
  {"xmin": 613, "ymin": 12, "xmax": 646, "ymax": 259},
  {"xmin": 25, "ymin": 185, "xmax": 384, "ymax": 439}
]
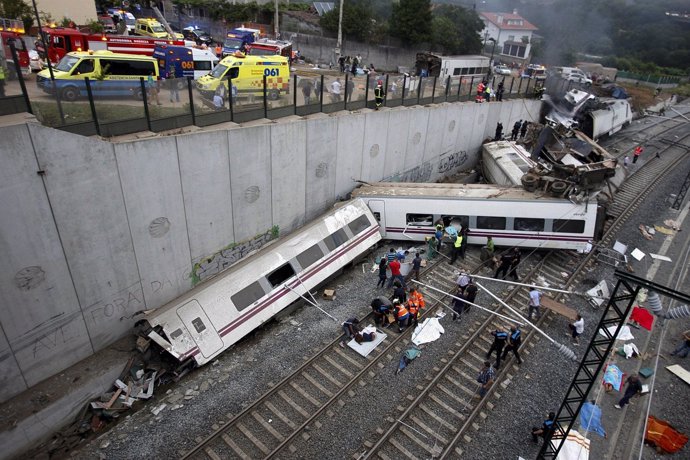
[
  {"xmin": 143, "ymin": 198, "xmax": 377, "ymax": 319},
  {"xmin": 351, "ymin": 182, "xmax": 588, "ymax": 202}
]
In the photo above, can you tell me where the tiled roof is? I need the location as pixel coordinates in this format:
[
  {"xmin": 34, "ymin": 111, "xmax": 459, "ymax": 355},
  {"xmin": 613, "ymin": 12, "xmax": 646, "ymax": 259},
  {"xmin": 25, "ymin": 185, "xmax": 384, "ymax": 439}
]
[{"xmin": 480, "ymin": 12, "xmax": 538, "ymax": 31}]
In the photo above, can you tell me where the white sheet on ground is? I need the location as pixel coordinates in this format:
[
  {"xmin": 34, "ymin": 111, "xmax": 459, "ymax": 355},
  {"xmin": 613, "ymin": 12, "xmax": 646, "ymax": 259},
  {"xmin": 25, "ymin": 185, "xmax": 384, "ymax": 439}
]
[
  {"xmin": 598, "ymin": 325, "xmax": 634, "ymax": 341},
  {"xmin": 347, "ymin": 325, "xmax": 387, "ymax": 357},
  {"xmin": 412, "ymin": 318, "xmax": 445, "ymax": 345},
  {"xmin": 553, "ymin": 430, "xmax": 590, "ymax": 460},
  {"xmin": 623, "ymin": 343, "xmax": 639, "ymax": 358}
]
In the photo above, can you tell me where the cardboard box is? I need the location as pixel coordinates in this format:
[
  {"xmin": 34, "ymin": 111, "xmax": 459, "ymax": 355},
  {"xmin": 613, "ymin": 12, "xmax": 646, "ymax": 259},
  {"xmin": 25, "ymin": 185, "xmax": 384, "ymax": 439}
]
[{"xmin": 323, "ymin": 288, "xmax": 336, "ymax": 300}]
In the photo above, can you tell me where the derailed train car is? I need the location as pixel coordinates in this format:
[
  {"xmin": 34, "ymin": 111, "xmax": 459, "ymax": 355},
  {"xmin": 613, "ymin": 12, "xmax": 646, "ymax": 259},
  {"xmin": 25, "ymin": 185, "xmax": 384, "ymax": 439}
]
[
  {"xmin": 352, "ymin": 182, "xmax": 601, "ymax": 251},
  {"xmin": 140, "ymin": 199, "xmax": 381, "ymax": 367}
]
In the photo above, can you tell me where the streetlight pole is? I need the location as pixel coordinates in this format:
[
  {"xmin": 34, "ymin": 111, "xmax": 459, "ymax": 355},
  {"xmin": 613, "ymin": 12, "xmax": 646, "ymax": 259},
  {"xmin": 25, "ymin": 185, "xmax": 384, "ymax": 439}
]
[
  {"xmin": 336, "ymin": 0, "xmax": 344, "ymax": 62},
  {"xmin": 487, "ymin": 38, "xmax": 497, "ymax": 79}
]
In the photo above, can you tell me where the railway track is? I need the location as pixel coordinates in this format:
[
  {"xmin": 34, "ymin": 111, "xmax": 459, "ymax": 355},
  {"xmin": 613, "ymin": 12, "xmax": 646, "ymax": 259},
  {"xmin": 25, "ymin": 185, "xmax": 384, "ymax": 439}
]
[{"xmin": 180, "ymin": 120, "xmax": 690, "ymax": 460}]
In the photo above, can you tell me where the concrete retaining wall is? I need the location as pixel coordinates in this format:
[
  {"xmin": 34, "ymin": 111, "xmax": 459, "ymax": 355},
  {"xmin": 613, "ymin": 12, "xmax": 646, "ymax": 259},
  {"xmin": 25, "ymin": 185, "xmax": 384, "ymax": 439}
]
[{"xmin": 0, "ymin": 99, "xmax": 540, "ymax": 402}]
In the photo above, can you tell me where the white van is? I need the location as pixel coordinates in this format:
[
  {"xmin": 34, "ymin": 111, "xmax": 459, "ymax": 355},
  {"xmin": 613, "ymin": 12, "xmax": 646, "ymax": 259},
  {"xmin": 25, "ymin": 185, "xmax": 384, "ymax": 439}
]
[{"xmin": 555, "ymin": 67, "xmax": 592, "ymax": 86}]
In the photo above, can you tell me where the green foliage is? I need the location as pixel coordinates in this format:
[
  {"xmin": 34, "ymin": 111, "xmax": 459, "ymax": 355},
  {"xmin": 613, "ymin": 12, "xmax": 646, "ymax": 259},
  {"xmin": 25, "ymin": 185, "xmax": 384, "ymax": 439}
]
[
  {"xmin": 0, "ymin": 0, "xmax": 31, "ymax": 19},
  {"xmin": 390, "ymin": 0, "xmax": 432, "ymax": 46},
  {"xmin": 320, "ymin": 0, "xmax": 372, "ymax": 42},
  {"xmin": 430, "ymin": 4, "xmax": 483, "ymax": 54},
  {"xmin": 60, "ymin": 17, "xmax": 74, "ymax": 27},
  {"xmin": 86, "ymin": 19, "xmax": 104, "ymax": 34}
]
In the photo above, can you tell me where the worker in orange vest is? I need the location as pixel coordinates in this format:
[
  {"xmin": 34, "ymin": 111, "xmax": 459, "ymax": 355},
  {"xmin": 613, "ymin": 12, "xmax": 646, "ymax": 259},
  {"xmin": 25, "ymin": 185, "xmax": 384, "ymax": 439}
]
[
  {"xmin": 407, "ymin": 287, "xmax": 426, "ymax": 327},
  {"xmin": 476, "ymin": 81, "xmax": 486, "ymax": 103},
  {"xmin": 215, "ymin": 43, "xmax": 222, "ymax": 58},
  {"xmin": 393, "ymin": 299, "xmax": 411, "ymax": 333},
  {"xmin": 632, "ymin": 145, "xmax": 644, "ymax": 164}
]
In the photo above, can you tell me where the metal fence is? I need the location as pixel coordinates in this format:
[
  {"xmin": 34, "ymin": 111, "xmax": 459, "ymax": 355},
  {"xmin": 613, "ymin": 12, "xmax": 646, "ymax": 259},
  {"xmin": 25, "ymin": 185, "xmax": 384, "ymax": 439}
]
[
  {"xmin": 616, "ymin": 71, "xmax": 682, "ymax": 85},
  {"xmin": 3, "ymin": 47, "xmax": 566, "ymax": 138}
]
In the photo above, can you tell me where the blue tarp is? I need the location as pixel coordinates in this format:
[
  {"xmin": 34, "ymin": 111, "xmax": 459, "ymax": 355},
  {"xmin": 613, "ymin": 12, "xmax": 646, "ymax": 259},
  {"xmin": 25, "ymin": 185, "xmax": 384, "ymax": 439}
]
[{"xmin": 580, "ymin": 402, "xmax": 606, "ymax": 438}]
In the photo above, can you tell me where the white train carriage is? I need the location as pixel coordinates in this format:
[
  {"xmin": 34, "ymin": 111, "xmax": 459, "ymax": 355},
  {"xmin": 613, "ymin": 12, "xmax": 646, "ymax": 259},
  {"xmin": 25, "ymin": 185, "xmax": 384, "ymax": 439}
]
[
  {"xmin": 583, "ymin": 99, "xmax": 632, "ymax": 140},
  {"xmin": 351, "ymin": 183, "xmax": 599, "ymax": 251},
  {"xmin": 142, "ymin": 199, "xmax": 381, "ymax": 366}
]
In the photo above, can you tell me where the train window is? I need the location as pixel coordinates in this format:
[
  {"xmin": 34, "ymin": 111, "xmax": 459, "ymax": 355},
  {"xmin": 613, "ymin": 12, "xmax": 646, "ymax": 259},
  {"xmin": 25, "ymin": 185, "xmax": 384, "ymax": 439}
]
[
  {"xmin": 191, "ymin": 317, "xmax": 206, "ymax": 333},
  {"xmin": 348, "ymin": 215, "xmax": 371, "ymax": 235},
  {"xmin": 553, "ymin": 219, "xmax": 586, "ymax": 233},
  {"xmin": 231, "ymin": 281, "xmax": 267, "ymax": 311},
  {"xmin": 442, "ymin": 215, "xmax": 469, "ymax": 229},
  {"xmin": 406, "ymin": 214, "xmax": 433, "ymax": 226},
  {"xmin": 323, "ymin": 228, "xmax": 349, "ymax": 251},
  {"xmin": 477, "ymin": 216, "xmax": 506, "ymax": 230},
  {"xmin": 170, "ymin": 329, "xmax": 183, "ymax": 340},
  {"xmin": 514, "ymin": 218, "xmax": 545, "ymax": 232},
  {"xmin": 373, "ymin": 212, "xmax": 381, "ymax": 222},
  {"xmin": 297, "ymin": 243, "xmax": 324, "ymax": 269},
  {"xmin": 267, "ymin": 263, "xmax": 296, "ymax": 288}
]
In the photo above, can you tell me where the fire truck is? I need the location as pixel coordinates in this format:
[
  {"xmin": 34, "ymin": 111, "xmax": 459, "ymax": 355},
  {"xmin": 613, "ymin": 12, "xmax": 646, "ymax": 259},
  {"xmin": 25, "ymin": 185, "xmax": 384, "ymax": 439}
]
[
  {"xmin": 245, "ymin": 38, "xmax": 292, "ymax": 59},
  {"xmin": 0, "ymin": 17, "xmax": 30, "ymax": 77},
  {"xmin": 43, "ymin": 27, "xmax": 185, "ymax": 65}
]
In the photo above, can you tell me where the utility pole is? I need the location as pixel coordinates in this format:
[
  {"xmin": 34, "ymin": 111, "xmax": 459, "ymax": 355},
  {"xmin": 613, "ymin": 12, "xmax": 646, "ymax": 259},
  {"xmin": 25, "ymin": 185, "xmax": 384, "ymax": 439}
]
[
  {"xmin": 336, "ymin": 0, "xmax": 344, "ymax": 60},
  {"xmin": 274, "ymin": 0, "xmax": 279, "ymax": 38}
]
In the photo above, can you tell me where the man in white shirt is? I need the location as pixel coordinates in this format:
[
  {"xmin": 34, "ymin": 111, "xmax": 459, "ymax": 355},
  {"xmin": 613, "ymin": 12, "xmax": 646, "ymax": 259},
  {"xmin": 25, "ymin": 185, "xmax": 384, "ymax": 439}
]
[
  {"xmin": 569, "ymin": 314, "xmax": 585, "ymax": 344},
  {"xmin": 330, "ymin": 78, "xmax": 342, "ymax": 102},
  {"xmin": 528, "ymin": 287, "xmax": 543, "ymax": 321},
  {"xmin": 456, "ymin": 273, "xmax": 471, "ymax": 295}
]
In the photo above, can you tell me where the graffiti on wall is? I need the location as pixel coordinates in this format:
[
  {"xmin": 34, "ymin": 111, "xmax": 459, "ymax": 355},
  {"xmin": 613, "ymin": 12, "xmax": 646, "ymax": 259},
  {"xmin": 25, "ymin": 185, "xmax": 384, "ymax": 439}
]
[
  {"xmin": 191, "ymin": 225, "xmax": 280, "ymax": 285},
  {"xmin": 384, "ymin": 162, "xmax": 433, "ymax": 183},
  {"xmin": 438, "ymin": 150, "xmax": 468, "ymax": 173}
]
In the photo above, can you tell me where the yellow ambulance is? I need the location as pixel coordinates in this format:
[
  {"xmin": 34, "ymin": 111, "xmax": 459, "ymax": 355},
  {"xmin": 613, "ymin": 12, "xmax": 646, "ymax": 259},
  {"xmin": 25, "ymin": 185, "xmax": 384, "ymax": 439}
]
[
  {"xmin": 194, "ymin": 53, "xmax": 289, "ymax": 100},
  {"xmin": 134, "ymin": 18, "xmax": 183, "ymax": 39}
]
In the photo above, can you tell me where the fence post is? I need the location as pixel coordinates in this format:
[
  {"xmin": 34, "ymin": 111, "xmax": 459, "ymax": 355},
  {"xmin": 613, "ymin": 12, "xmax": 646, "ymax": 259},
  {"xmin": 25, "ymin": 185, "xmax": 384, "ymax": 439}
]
[
  {"xmin": 525, "ymin": 78, "xmax": 532, "ymax": 97},
  {"xmin": 517, "ymin": 76, "xmax": 523, "ymax": 95},
  {"xmin": 319, "ymin": 74, "xmax": 324, "ymax": 113},
  {"xmin": 509, "ymin": 76, "xmax": 514, "ymax": 97},
  {"xmin": 431, "ymin": 76, "xmax": 437, "ymax": 103},
  {"xmin": 9, "ymin": 41, "xmax": 32, "ymax": 114},
  {"xmin": 457, "ymin": 76, "xmax": 462, "ymax": 100},
  {"xmin": 365, "ymin": 73, "xmax": 370, "ymax": 109},
  {"xmin": 445, "ymin": 76, "xmax": 450, "ymax": 102},
  {"xmin": 344, "ymin": 73, "xmax": 349, "ymax": 110},
  {"xmin": 293, "ymin": 74, "xmax": 297, "ymax": 114},
  {"xmin": 401, "ymin": 74, "xmax": 407, "ymax": 105},
  {"xmin": 229, "ymin": 77, "xmax": 234, "ymax": 121},
  {"xmin": 83, "ymin": 77, "xmax": 100, "ymax": 136},
  {"xmin": 186, "ymin": 76, "xmax": 196, "ymax": 126},
  {"xmin": 417, "ymin": 77, "xmax": 422, "ymax": 105},
  {"xmin": 263, "ymin": 75, "xmax": 268, "ymax": 119},
  {"xmin": 141, "ymin": 77, "xmax": 152, "ymax": 131},
  {"xmin": 469, "ymin": 76, "xmax": 475, "ymax": 100},
  {"xmin": 384, "ymin": 74, "xmax": 389, "ymax": 106}
]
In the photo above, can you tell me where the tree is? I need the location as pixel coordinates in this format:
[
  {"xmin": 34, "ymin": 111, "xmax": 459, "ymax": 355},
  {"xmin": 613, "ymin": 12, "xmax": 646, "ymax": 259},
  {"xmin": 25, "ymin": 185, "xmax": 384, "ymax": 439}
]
[
  {"xmin": 430, "ymin": 4, "xmax": 483, "ymax": 54},
  {"xmin": 390, "ymin": 0, "xmax": 432, "ymax": 46},
  {"xmin": 320, "ymin": 0, "xmax": 372, "ymax": 43},
  {"xmin": 0, "ymin": 0, "xmax": 31, "ymax": 19}
]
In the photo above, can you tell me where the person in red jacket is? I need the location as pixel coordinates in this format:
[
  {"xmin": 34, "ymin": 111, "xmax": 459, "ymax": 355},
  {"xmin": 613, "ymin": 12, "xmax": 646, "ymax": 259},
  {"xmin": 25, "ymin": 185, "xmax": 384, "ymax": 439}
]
[{"xmin": 387, "ymin": 258, "xmax": 405, "ymax": 288}]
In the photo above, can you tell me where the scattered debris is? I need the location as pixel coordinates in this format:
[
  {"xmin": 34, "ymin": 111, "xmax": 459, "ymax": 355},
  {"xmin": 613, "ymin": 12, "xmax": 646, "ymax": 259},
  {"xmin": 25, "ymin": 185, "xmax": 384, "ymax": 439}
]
[
  {"xmin": 664, "ymin": 219, "xmax": 681, "ymax": 231},
  {"xmin": 631, "ymin": 248, "xmax": 646, "ymax": 261},
  {"xmin": 151, "ymin": 404, "xmax": 166, "ymax": 416},
  {"xmin": 323, "ymin": 288, "xmax": 336, "ymax": 300},
  {"xmin": 638, "ymin": 224, "xmax": 653, "ymax": 240},
  {"xmin": 99, "ymin": 440, "xmax": 110, "ymax": 449}
]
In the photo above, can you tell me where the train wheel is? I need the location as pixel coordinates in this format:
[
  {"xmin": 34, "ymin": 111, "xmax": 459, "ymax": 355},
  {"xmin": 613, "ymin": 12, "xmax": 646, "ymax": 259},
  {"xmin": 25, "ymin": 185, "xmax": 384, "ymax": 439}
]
[
  {"xmin": 551, "ymin": 181, "xmax": 568, "ymax": 196},
  {"xmin": 521, "ymin": 173, "xmax": 539, "ymax": 192}
]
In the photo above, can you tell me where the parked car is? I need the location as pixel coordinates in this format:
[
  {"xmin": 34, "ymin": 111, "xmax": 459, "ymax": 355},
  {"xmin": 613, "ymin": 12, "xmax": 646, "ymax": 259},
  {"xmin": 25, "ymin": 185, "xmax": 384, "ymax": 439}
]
[
  {"xmin": 98, "ymin": 15, "xmax": 117, "ymax": 34},
  {"xmin": 493, "ymin": 65, "xmax": 511, "ymax": 76},
  {"xmin": 183, "ymin": 27, "xmax": 213, "ymax": 45}
]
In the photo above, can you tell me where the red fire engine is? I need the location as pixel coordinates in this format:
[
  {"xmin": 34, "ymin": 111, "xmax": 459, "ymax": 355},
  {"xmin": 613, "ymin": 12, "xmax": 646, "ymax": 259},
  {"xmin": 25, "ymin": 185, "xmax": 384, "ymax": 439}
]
[
  {"xmin": 43, "ymin": 27, "xmax": 185, "ymax": 64},
  {"xmin": 0, "ymin": 17, "xmax": 30, "ymax": 77}
]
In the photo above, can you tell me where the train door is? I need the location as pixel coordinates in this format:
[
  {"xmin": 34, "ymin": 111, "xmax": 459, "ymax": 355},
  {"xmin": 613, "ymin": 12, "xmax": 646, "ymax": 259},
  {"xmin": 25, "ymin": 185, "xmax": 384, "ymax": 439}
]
[
  {"xmin": 367, "ymin": 200, "xmax": 386, "ymax": 236},
  {"xmin": 176, "ymin": 300, "xmax": 224, "ymax": 358}
]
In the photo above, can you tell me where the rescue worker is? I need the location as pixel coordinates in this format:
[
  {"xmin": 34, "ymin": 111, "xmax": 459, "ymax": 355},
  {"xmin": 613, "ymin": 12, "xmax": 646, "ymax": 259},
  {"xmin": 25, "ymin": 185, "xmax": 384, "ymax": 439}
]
[
  {"xmin": 487, "ymin": 328, "xmax": 509, "ymax": 369},
  {"xmin": 459, "ymin": 224, "xmax": 470, "ymax": 259},
  {"xmin": 371, "ymin": 296, "xmax": 392, "ymax": 328},
  {"xmin": 435, "ymin": 224, "xmax": 444, "ymax": 250},
  {"xmin": 0, "ymin": 64, "xmax": 5, "ymax": 97},
  {"xmin": 425, "ymin": 236, "xmax": 437, "ymax": 260},
  {"xmin": 532, "ymin": 412, "xmax": 556, "ymax": 443},
  {"xmin": 215, "ymin": 43, "xmax": 222, "ymax": 58},
  {"xmin": 633, "ymin": 145, "xmax": 644, "ymax": 164},
  {"xmin": 476, "ymin": 81, "xmax": 485, "ymax": 103},
  {"xmin": 393, "ymin": 299, "xmax": 411, "ymax": 333},
  {"xmin": 449, "ymin": 232, "xmax": 463, "ymax": 265},
  {"xmin": 374, "ymin": 81, "xmax": 385, "ymax": 110},
  {"xmin": 484, "ymin": 83, "xmax": 492, "ymax": 102},
  {"xmin": 501, "ymin": 326, "xmax": 523, "ymax": 364},
  {"xmin": 407, "ymin": 287, "xmax": 426, "ymax": 327},
  {"xmin": 340, "ymin": 317, "xmax": 360, "ymax": 348},
  {"xmin": 494, "ymin": 122, "xmax": 503, "ymax": 141}
]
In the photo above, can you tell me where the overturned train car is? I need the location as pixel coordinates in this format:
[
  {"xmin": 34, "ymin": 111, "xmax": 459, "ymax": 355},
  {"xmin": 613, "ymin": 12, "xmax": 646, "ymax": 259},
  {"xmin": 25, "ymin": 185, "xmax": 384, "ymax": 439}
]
[{"xmin": 140, "ymin": 199, "xmax": 381, "ymax": 367}]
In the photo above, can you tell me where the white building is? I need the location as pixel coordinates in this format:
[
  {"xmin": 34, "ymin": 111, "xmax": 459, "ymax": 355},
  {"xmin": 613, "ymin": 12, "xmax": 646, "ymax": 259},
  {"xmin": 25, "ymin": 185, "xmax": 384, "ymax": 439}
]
[
  {"xmin": 33, "ymin": 0, "xmax": 97, "ymax": 26},
  {"xmin": 479, "ymin": 10, "xmax": 537, "ymax": 65}
]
